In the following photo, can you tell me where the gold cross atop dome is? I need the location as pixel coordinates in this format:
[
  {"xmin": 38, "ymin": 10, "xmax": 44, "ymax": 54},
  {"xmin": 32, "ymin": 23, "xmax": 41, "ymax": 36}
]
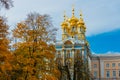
[
  {"xmin": 77, "ymin": 10, "xmax": 86, "ymax": 30},
  {"xmin": 64, "ymin": 11, "xmax": 66, "ymax": 21},
  {"xmin": 80, "ymin": 10, "xmax": 83, "ymax": 18},
  {"xmin": 61, "ymin": 10, "xmax": 68, "ymax": 29},
  {"xmin": 72, "ymin": 5, "xmax": 75, "ymax": 16},
  {"xmin": 68, "ymin": 5, "xmax": 78, "ymax": 26}
]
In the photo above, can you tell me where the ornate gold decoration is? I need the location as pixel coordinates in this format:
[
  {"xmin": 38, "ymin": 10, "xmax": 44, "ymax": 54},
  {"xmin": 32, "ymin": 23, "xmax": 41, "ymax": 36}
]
[
  {"xmin": 61, "ymin": 7, "xmax": 86, "ymax": 40},
  {"xmin": 77, "ymin": 11, "xmax": 86, "ymax": 30},
  {"xmin": 68, "ymin": 6, "xmax": 78, "ymax": 26},
  {"xmin": 61, "ymin": 11, "xmax": 68, "ymax": 29}
]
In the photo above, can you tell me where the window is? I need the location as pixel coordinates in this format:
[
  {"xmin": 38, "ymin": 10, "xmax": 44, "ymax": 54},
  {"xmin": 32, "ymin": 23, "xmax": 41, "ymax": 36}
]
[
  {"xmin": 94, "ymin": 64, "xmax": 97, "ymax": 68},
  {"xmin": 67, "ymin": 53, "xmax": 70, "ymax": 58},
  {"xmin": 118, "ymin": 63, "xmax": 120, "ymax": 67},
  {"xmin": 79, "ymin": 27, "xmax": 81, "ymax": 32},
  {"xmin": 112, "ymin": 63, "xmax": 115, "ymax": 67},
  {"xmin": 106, "ymin": 63, "xmax": 109, "ymax": 68},
  {"xmin": 94, "ymin": 71, "xmax": 97, "ymax": 77},
  {"xmin": 76, "ymin": 50, "xmax": 81, "ymax": 57},
  {"xmin": 72, "ymin": 27, "xmax": 75, "ymax": 32},
  {"xmin": 66, "ymin": 51, "xmax": 70, "ymax": 58},
  {"xmin": 64, "ymin": 28, "xmax": 66, "ymax": 33},
  {"xmin": 119, "ymin": 71, "xmax": 120, "ymax": 77},
  {"xmin": 74, "ymin": 35, "xmax": 77, "ymax": 39},
  {"xmin": 58, "ymin": 54, "xmax": 61, "ymax": 58},
  {"xmin": 66, "ymin": 60, "xmax": 71, "ymax": 68},
  {"xmin": 57, "ymin": 60, "xmax": 61, "ymax": 66},
  {"xmin": 58, "ymin": 52, "xmax": 61, "ymax": 58},
  {"xmin": 113, "ymin": 71, "xmax": 116, "ymax": 77},
  {"xmin": 106, "ymin": 71, "xmax": 110, "ymax": 78}
]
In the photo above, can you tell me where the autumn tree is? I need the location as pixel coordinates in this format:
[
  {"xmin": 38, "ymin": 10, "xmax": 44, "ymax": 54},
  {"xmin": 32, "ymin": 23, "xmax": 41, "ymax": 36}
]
[
  {"xmin": 12, "ymin": 12, "xmax": 60, "ymax": 80},
  {"xmin": 0, "ymin": 16, "xmax": 13, "ymax": 80},
  {"xmin": 74, "ymin": 57, "xmax": 92, "ymax": 80},
  {"xmin": 72, "ymin": 50, "xmax": 93, "ymax": 80},
  {"xmin": 0, "ymin": 0, "xmax": 13, "ymax": 10}
]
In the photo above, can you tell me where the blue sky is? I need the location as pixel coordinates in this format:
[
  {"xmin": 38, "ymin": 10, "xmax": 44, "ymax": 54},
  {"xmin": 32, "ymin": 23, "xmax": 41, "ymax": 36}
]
[
  {"xmin": 0, "ymin": 0, "xmax": 120, "ymax": 54},
  {"xmin": 87, "ymin": 29, "xmax": 120, "ymax": 53}
]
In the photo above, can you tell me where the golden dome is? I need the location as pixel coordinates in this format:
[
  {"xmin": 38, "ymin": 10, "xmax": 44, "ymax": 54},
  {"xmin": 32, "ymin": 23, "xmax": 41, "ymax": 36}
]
[
  {"xmin": 68, "ymin": 7, "xmax": 78, "ymax": 26},
  {"xmin": 61, "ymin": 21, "xmax": 68, "ymax": 28},
  {"xmin": 61, "ymin": 12, "xmax": 68, "ymax": 28},
  {"xmin": 77, "ymin": 12, "xmax": 86, "ymax": 29},
  {"xmin": 69, "ymin": 16, "xmax": 78, "ymax": 26}
]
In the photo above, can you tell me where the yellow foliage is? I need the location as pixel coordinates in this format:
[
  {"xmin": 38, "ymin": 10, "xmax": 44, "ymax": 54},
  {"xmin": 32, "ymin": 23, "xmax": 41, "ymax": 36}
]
[
  {"xmin": 11, "ymin": 13, "xmax": 60, "ymax": 80},
  {"xmin": 0, "ymin": 17, "xmax": 14, "ymax": 79},
  {"xmin": 29, "ymin": 76, "xmax": 38, "ymax": 80}
]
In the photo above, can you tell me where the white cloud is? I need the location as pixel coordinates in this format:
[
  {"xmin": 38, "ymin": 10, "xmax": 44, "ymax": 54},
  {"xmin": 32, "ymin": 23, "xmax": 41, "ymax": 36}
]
[
  {"xmin": 92, "ymin": 51, "xmax": 120, "ymax": 56},
  {"xmin": 0, "ymin": 0, "xmax": 120, "ymax": 39}
]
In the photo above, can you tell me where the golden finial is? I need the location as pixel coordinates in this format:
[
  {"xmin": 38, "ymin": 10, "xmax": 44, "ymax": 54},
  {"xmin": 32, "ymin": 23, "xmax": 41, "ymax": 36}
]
[
  {"xmin": 72, "ymin": 5, "xmax": 75, "ymax": 16},
  {"xmin": 80, "ymin": 10, "xmax": 83, "ymax": 18},
  {"xmin": 64, "ymin": 11, "xmax": 66, "ymax": 21}
]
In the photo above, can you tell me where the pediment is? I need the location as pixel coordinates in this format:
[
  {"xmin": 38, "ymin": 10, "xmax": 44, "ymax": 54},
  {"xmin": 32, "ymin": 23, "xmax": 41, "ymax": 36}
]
[{"xmin": 64, "ymin": 40, "xmax": 73, "ymax": 45}]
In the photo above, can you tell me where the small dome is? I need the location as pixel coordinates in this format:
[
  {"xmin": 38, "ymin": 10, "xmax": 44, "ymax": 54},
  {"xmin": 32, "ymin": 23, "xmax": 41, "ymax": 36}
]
[
  {"xmin": 77, "ymin": 18, "xmax": 86, "ymax": 29},
  {"xmin": 61, "ymin": 21, "xmax": 68, "ymax": 28},
  {"xmin": 61, "ymin": 12, "xmax": 69, "ymax": 28},
  {"xmin": 77, "ymin": 18, "xmax": 84, "ymax": 25},
  {"xmin": 68, "ymin": 7, "xmax": 79, "ymax": 26},
  {"xmin": 68, "ymin": 16, "xmax": 79, "ymax": 26},
  {"xmin": 77, "ymin": 11, "xmax": 86, "ymax": 29}
]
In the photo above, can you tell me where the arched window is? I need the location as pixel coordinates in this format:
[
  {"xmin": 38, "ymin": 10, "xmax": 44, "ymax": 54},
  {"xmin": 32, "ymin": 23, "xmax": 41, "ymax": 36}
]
[
  {"xmin": 66, "ymin": 59, "xmax": 71, "ymax": 68},
  {"xmin": 67, "ymin": 50, "xmax": 70, "ymax": 58},
  {"xmin": 57, "ymin": 60, "xmax": 62, "ymax": 67},
  {"xmin": 58, "ymin": 51, "xmax": 61, "ymax": 58},
  {"xmin": 71, "ymin": 26, "xmax": 76, "ymax": 32},
  {"xmin": 76, "ymin": 50, "xmax": 81, "ymax": 58},
  {"xmin": 67, "ymin": 60, "xmax": 70, "ymax": 68},
  {"xmin": 64, "ymin": 28, "xmax": 66, "ymax": 33},
  {"xmin": 80, "ymin": 27, "xmax": 81, "ymax": 32}
]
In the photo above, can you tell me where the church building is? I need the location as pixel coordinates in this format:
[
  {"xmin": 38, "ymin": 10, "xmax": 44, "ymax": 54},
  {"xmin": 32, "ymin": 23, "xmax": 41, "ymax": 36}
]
[
  {"xmin": 55, "ymin": 7, "xmax": 91, "ymax": 80},
  {"xmin": 55, "ymin": 7, "xmax": 120, "ymax": 80}
]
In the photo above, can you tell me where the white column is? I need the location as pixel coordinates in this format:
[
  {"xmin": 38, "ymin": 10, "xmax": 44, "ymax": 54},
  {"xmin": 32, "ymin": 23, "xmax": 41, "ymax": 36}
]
[
  {"xmin": 71, "ymin": 49, "xmax": 75, "ymax": 80},
  {"xmin": 72, "ymin": 49, "xmax": 74, "ymax": 65},
  {"xmin": 82, "ymin": 50, "xmax": 84, "ymax": 60},
  {"xmin": 100, "ymin": 60, "xmax": 104, "ymax": 78},
  {"xmin": 88, "ymin": 57, "xmax": 91, "ymax": 71}
]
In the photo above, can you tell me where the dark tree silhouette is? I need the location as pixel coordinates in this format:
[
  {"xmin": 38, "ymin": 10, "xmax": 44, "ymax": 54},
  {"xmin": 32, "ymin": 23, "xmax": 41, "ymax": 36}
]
[{"xmin": 0, "ymin": 0, "xmax": 13, "ymax": 10}]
